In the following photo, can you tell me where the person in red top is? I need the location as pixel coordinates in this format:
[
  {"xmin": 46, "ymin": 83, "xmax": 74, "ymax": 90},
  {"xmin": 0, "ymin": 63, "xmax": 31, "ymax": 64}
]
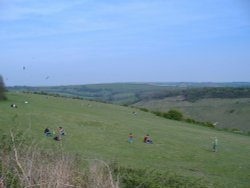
[
  {"xmin": 143, "ymin": 134, "xmax": 148, "ymax": 143},
  {"xmin": 144, "ymin": 134, "xmax": 153, "ymax": 144}
]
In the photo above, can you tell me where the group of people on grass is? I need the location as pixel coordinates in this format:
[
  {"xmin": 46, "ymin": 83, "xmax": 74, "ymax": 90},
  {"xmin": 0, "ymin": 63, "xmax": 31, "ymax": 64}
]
[
  {"xmin": 128, "ymin": 133, "xmax": 153, "ymax": 144},
  {"xmin": 128, "ymin": 133, "xmax": 218, "ymax": 152},
  {"xmin": 44, "ymin": 127, "xmax": 65, "ymax": 141},
  {"xmin": 44, "ymin": 127, "xmax": 217, "ymax": 151}
]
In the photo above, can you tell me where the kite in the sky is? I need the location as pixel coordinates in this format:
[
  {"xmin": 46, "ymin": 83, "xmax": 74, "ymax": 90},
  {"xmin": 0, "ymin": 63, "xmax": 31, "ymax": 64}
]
[
  {"xmin": 23, "ymin": 66, "xmax": 26, "ymax": 70},
  {"xmin": 45, "ymin": 76, "xmax": 50, "ymax": 80}
]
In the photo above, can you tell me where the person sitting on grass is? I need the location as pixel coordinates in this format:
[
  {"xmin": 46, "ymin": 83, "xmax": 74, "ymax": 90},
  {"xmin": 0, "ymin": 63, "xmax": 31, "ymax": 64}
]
[
  {"xmin": 59, "ymin": 127, "xmax": 65, "ymax": 136},
  {"xmin": 44, "ymin": 128, "xmax": 51, "ymax": 136},
  {"xmin": 144, "ymin": 134, "xmax": 153, "ymax": 144},
  {"xmin": 128, "ymin": 133, "xmax": 134, "ymax": 143}
]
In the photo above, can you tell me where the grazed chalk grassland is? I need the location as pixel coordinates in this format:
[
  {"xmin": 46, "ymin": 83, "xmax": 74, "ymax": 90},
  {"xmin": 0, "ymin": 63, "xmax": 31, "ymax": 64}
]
[{"xmin": 0, "ymin": 93, "xmax": 249, "ymax": 187}]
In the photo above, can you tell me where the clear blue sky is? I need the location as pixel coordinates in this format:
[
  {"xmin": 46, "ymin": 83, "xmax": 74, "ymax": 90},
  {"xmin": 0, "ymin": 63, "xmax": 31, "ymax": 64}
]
[{"xmin": 1, "ymin": 0, "xmax": 250, "ymax": 86}]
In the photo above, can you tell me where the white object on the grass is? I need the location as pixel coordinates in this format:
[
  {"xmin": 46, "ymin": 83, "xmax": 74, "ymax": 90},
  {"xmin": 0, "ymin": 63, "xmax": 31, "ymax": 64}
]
[{"xmin": 213, "ymin": 122, "xmax": 218, "ymax": 126}]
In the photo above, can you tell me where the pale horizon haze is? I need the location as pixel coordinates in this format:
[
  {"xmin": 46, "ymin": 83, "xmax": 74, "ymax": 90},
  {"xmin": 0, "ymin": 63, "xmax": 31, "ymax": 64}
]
[{"xmin": 1, "ymin": 0, "xmax": 250, "ymax": 86}]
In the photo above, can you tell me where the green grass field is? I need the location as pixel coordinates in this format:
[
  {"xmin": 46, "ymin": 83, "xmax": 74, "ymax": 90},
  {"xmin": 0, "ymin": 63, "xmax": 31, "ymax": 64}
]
[
  {"xmin": 9, "ymin": 83, "xmax": 250, "ymax": 132},
  {"xmin": 1, "ymin": 92, "xmax": 250, "ymax": 187}
]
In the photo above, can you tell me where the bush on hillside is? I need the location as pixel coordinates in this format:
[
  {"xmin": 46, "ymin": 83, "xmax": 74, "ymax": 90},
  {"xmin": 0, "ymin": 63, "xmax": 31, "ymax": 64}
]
[
  {"xmin": 184, "ymin": 118, "xmax": 215, "ymax": 128},
  {"xmin": 152, "ymin": 111, "xmax": 163, "ymax": 116},
  {"xmin": 185, "ymin": 118, "xmax": 196, "ymax": 124},
  {"xmin": 139, "ymin": 107, "xmax": 149, "ymax": 112},
  {"xmin": 152, "ymin": 110, "xmax": 183, "ymax": 121},
  {"xmin": 165, "ymin": 109, "xmax": 183, "ymax": 121},
  {"xmin": 117, "ymin": 167, "xmax": 208, "ymax": 188}
]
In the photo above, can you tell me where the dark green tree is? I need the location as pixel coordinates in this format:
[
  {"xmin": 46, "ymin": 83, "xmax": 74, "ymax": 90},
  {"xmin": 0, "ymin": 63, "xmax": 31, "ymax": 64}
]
[
  {"xmin": 0, "ymin": 75, "xmax": 7, "ymax": 100},
  {"xmin": 166, "ymin": 109, "xmax": 183, "ymax": 120}
]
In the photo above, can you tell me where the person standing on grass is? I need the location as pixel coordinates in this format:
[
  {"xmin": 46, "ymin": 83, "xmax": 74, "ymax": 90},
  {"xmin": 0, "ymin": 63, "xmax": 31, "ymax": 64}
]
[{"xmin": 212, "ymin": 137, "xmax": 218, "ymax": 152}]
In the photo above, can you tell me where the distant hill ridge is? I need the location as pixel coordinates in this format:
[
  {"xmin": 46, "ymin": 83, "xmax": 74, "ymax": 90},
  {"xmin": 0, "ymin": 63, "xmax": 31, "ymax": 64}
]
[{"xmin": 8, "ymin": 82, "xmax": 250, "ymax": 104}]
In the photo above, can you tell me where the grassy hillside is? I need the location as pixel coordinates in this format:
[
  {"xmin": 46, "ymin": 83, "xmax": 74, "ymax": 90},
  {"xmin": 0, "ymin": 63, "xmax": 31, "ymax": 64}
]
[
  {"xmin": 1, "ymin": 92, "xmax": 250, "ymax": 187},
  {"xmin": 133, "ymin": 97, "xmax": 250, "ymax": 132},
  {"xmin": 8, "ymin": 83, "xmax": 250, "ymax": 132}
]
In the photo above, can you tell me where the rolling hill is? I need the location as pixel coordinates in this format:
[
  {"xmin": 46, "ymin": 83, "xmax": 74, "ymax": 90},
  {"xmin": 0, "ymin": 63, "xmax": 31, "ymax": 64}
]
[
  {"xmin": 133, "ymin": 97, "xmax": 250, "ymax": 132},
  {"xmin": 8, "ymin": 83, "xmax": 250, "ymax": 132},
  {"xmin": 0, "ymin": 92, "xmax": 250, "ymax": 187}
]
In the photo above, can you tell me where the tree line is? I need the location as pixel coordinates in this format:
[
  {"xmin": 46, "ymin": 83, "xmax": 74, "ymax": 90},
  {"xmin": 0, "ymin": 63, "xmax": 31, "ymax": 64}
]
[{"xmin": 140, "ymin": 87, "xmax": 250, "ymax": 102}]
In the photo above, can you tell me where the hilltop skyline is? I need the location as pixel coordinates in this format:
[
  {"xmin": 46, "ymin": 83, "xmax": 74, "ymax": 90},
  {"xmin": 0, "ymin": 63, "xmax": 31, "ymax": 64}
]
[{"xmin": 1, "ymin": 0, "xmax": 250, "ymax": 86}]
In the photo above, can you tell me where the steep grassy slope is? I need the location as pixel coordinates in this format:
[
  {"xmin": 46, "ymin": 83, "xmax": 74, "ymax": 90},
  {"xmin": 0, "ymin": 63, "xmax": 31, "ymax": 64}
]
[{"xmin": 1, "ymin": 93, "xmax": 250, "ymax": 187}]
